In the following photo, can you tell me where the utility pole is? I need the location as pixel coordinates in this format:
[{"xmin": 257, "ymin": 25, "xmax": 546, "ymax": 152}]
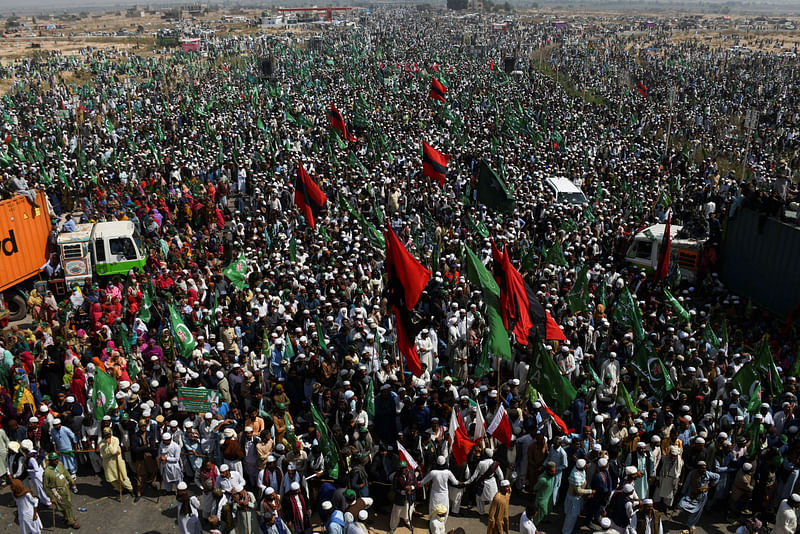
[
  {"xmin": 664, "ymin": 86, "xmax": 677, "ymax": 155},
  {"xmin": 740, "ymin": 108, "xmax": 758, "ymax": 183}
]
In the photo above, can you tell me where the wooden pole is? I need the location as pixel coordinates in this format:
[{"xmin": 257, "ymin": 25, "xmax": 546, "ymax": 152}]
[{"xmin": 116, "ymin": 451, "xmax": 123, "ymax": 501}]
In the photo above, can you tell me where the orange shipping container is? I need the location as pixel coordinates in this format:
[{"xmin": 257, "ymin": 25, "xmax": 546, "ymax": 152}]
[{"xmin": 0, "ymin": 191, "xmax": 52, "ymax": 293}]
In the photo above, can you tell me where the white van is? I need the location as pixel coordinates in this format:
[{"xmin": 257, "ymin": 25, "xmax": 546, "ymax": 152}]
[
  {"xmin": 625, "ymin": 223, "xmax": 707, "ymax": 282},
  {"xmin": 545, "ymin": 178, "xmax": 588, "ymax": 205}
]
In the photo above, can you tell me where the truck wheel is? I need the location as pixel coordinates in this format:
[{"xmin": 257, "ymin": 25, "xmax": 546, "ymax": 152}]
[{"xmin": 7, "ymin": 293, "xmax": 27, "ymax": 323}]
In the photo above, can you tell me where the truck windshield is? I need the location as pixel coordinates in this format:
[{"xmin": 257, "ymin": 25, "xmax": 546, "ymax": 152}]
[{"xmin": 109, "ymin": 238, "xmax": 138, "ymax": 261}]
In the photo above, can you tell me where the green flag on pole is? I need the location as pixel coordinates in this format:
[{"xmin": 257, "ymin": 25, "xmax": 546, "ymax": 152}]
[
  {"xmin": 618, "ymin": 381, "xmax": 641, "ymax": 415},
  {"xmin": 663, "ymin": 288, "xmax": 689, "ymax": 323},
  {"xmin": 91, "ymin": 369, "xmax": 118, "ymax": 421},
  {"xmin": 476, "ymin": 160, "xmax": 515, "ymax": 213},
  {"xmin": 310, "ymin": 402, "xmax": 340, "ymax": 479},
  {"xmin": 223, "ymin": 253, "xmax": 248, "ymax": 291},
  {"xmin": 526, "ymin": 334, "xmax": 577, "ymax": 415},
  {"xmin": 285, "ymin": 412, "xmax": 298, "ymax": 453},
  {"xmin": 544, "ymin": 241, "xmax": 569, "ymax": 267},
  {"xmin": 464, "ymin": 245, "xmax": 511, "ymax": 361},
  {"xmin": 365, "ymin": 378, "xmax": 375, "ymax": 419},
  {"xmin": 613, "ymin": 286, "xmax": 645, "ymax": 342},
  {"xmin": 139, "ymin": 284, "xmax": 154, "ymax": 324},
  {"xmin": 630, "ymin": 340, "xmax": 675, "ymax": 398},
  {"xmin": 566, "ymin": 264, "xmax": 591, "ymax": 313},
  {"xmin": 316, "ymin": 319, "xmax": 328, "ymax": 352},
  {"xmin": 169, "ymin": 304, "xmax": 197, "ymax": 357}
]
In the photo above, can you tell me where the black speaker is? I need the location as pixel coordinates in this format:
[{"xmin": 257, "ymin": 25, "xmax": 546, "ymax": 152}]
[
  {"xmin": 260, "ymin": 58, "xmax": 273, "ymax": 77},
  {"xmin": 504, "ymin": 56, "xmax": 516, "ymax": 73}
]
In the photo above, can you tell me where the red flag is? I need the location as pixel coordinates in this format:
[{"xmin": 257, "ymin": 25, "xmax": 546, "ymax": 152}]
[
  {"xmin": 541, "ymin": 399, "xmax": 571, "ymax": 435},
  {"xmin": 385, "ymin": 225, "xmax": 431, "ymax": 311},
  {"xmin": 637, "ymin": 82, "xmax": 648, "ymax": 99},
  {"xmin": 429, "ymin": 78, "xmax": 447, "ymax": 102},
  {"xmin": 654, "ymin": 210, "xmax": 672, "ymax": 282},
  {"xmin": 397, "ymin": 441, "xmax": 419, "ymax": 471},
  {"xmin": 329, "ymin": 103, "xmax": 355, "ymax": 142},
  {"xmin": 490, "ymin": 60, "xmax": 495, "ymax": 70},
  {"xmin": 294, "ymin": 164, "xmax": 327, "ymax": 230},
  {"xmin": 545, "ymin": 312, "xmax": 567, "ymax": 341},
  {"xmin": 422, "ymin": 142, "xmax": 449, "ymax": 186},
  {"xmin": 491, "ymin": 242, "xmax": 533, "ymax": 345},
  {"xmin": 449, "ymin": 408, "xmax": 476, "ymax": 466},
  {"xmin": 385, "ymin": 225, "xmax": 431, "ymax": 377},
  {"xmin": 487, "ymin": 404, "xmax": 513, "ymax": 448}
]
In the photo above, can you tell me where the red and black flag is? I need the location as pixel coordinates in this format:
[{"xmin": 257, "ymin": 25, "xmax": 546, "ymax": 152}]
[
  {"xmin": 637, "ymin": 81, "xmax": 648, "ymax": 99},
  {"xmin": 330, "ymin": 103, "xmax": 356, "ymax": 142},
  {"xmin": 491, "ymin": 240, "xmax": 547, "ymax": 345},
  {"xmin": 384, "ymin": 224, "xmax": 431, "ymax": 377},
  {"xmin": 654, "ymin": 209, "xmax": 672, "ymax": 282},
  {"xmin": 294, "ymin": 164, "xmax": 327, "ymax": 230},
  {"xmin": 422, "ymin": 142, "xmax": 450, "ymax": 187},
  {"xmin": 429, "ymin": 78, "xmax": 447, "ymax": 102}
]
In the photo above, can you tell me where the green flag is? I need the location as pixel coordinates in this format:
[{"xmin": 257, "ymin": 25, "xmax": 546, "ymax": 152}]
[
  {"xmin": 316, "ymin": 318, "xmax": 328, "ymax": 351},
  {"xmin": 476, "ymin": 341, "xmax": 493, "ymax": 378},
  {"xmin": 223, "ymin": 253, "xmax": 248, "ymax": 291},
  {"xmin": 365, "ymin": 378, "xmax": 375, "ymax": 419},
  {"xmin": 138, "ymin": 285, "xmax": 154, "ymax": 324},
  {"xmin": 544, "ymin": 241, "xmax": 569, "ymax": 267},
  {"xmin": 310, "ymin": 402, "xmax": 340, "ymax": 478},
  {"xmin": 91, "ymin": 369, "xmax": 117, "ymax": 421},
  {"xmin": 702, "ymin": 323, "xmax": 720, "ymax": 349},
  {"xmin": 752, "ymin": 337, "xmax": 783, "ymax": 398},
  {"xmin": 526, "ymin": 334, "xmax": 577, "ymax": 415},
  {"xmin": 169, "ymin": 304, "xmax": 197, "ymax": 358},
  {"xmin": 747, "ymin": 383, "xmax": 762, "ymax": 413},
  {"xmin": 566, "ymin": 264, "xmax": 591, "ymax": 313},
  {"xmin": 663, "ymin": 288, "xmax": 689, "ymax": 323},
  {"xmin": 630, "ymin": 340, "xmax": 675, "ymax": 398},
  {"xmin": 613, "ymin": 287, "xmax": 645, "ymax": 342},
  {"xmin": 284, "ymin": 333, "xmax": 295, "ymax": 360},
  {"xmin": 464, "ymin": 246, "xmax": 511, "ymax": 361},
  {"xmin": 476, "ymin": 160, "xmax": 515, "ymax": 213},
  {"xmin": 289, "ymin": 236, "xmax": 297, "ymax": 262},
  {"xmin": 618, "ymin": 382, "xmax": 641, "ymax": 415}
]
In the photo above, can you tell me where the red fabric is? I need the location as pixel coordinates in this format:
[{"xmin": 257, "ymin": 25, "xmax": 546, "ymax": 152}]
[
  {"xmin": 450, "ymin": 409, "xmax": 476, "ymax": 465},
  {"xmin": 294, "ymin": 165, "xmax": 327, "ymax": 230},
  {"xmin": 655, "ymin": 210, "xmax": 671, "ymax": 282},
  {"xmin": 490, "ymin": 60, "xmax": 495, "ymax": 70},
  {"xmin": 330, "ymin": 103, "xmax": 356, "ymax": 142},
  {"xmin": 487, "ymin": 404, "xmax": 513, "ymax": 448},
  {"xmin": 429, "ymin": 78, "xmax": 447, "ymax": 102},
  {"xmin": 492, "ymin": 243, "xmax": 534, "ymax": 345},
  {"xmin": 421, "ymin": 142, "xmax": 449, "ymax": 186},
  {"xmin": 543, "ymin": 403, "xmax": 571, "ymax": 435},
  {"xmin": 393, "ymin": 305, "xmax": 422, "ymax": 377},
  {"xmin": 385, "ymin": 225, "xmax": 431, "ymax": 311},
  {"xmin": 545, "ymin": 312, "xmax": 567, "ymax": 341}
]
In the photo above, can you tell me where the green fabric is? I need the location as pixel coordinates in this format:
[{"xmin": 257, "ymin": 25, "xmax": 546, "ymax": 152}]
[
  {"xmin": 91, "ymin": 369, "xmax": 117, "ymax": 421},
  {"xmin": 532, "ymin": 473, "xmax": 556, "ymax": 522},
  {"xmin": 464, "ymin": 245, "xmax": 511, "ymax": 361},
  {"xmin": 223, "ymin": 253, "xmax": 248, "ymax": 291},
  {"xmin": 526, "ymin": 334, "xmax": 576, "ymax": 415},
  {"xmin": 169, "ymin": 304, "xmax": 197, "ymax": 357},
  {"xmin": 476, "ymin": 160, "xmax": 515, "ymax": 213},
  {"xmin": 310, "ymin": 401, "xmax": 339, "ymax": 479}
]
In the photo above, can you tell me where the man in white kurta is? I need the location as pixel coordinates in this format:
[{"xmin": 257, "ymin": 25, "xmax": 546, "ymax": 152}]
[
  {"xmin": 158, "ymin": 433, "xmax": 183, "ymax": 492},
  {"xmin": 465, "ymin": 449, "xmax": 503, "ymax": 515},
  {"xmin": 421, "ymin": 456, "xmax": 459, "ymax": 519},
  {"xmin": 773, "ymin": 494, "xmax": 800, "ymax": 534}
]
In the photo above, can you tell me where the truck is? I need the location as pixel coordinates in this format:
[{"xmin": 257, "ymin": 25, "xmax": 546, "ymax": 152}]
[
  {"xmin": 0, "ymin": 191, "xmax": 146, "ymax": 322},
  {"xmin": 624, "ymin": 223, "xmax": 707, "ymax": 283}
]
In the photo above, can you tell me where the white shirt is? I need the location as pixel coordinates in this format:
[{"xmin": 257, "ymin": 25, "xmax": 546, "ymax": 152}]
[{"xmin": 520, "ymin": 511, "xmax": 537, "ymax": 534}]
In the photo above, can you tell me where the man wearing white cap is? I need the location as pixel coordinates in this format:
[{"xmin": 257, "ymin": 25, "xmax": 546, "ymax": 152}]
[
  {"xmin": 609, "ymin": 484, "xmax": 636, "ymax": 534},
  {"xmin": 678, "ymin": 461, "xmax": 719, "ymax": 532},
  {"xmin": 773, "ymin": 493, "xmax": 800, "ymax": 534},
  {"xmin": 176, "ymin": 481, "xmax": 202, "ymax": 534},
  {"xmin": 231, "ymin": 483, "xmax": 259, "ymax": 534},
  {"xmin": 635, "ymin": 499, "xmax": 662, "ymax": 534},
  {"xmin": 654, "ymin": 445, "xmax": 683, "ymax": 507},
  {"xmin": 420, "ymin": 456, "xmax": 459, "ymax": 519},
  {"xmin": 158, "ymin": 432, "xmax": 183, "ymax": 492},
  {"xmin": 50, "ymin": 418, "xmax": 79, "ymax": 478},
  {"xmin": 487, "ymin": 479, "xmax": 512, "ymax": 534},
  {"xmin": 563, "ymin": 459, "xmax": 593, "ymax": 534},
  {"xmin": 464, "ymin": 448, "xmax": 504, "ymax": 515},
  {"xmin": 282, "ymin": 479, "xmax": 312, "ymax": 534}
]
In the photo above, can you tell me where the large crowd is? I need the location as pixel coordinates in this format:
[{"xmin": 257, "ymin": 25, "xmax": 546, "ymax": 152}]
[{"xmin": 0, "ymin": 7, "xmax": 799, "ymax": 534}]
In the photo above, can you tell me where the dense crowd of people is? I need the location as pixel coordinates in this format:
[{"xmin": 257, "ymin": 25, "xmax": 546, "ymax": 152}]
[{"xmin": 0, "ymin": 7, "xmax": 798, "ymax": 534}]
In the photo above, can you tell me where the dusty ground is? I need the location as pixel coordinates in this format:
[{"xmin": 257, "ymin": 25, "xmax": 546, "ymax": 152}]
[{"xmin": 0, "ymin": 471, "xmax": 744, "ymax": 534}]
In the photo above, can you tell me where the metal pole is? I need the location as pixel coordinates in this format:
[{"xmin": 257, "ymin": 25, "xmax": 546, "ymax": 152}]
[
  {"xmin": 665, "ymin": 87, "xmax": 677, "ymax": 155},
  {"xmin": 740, "ymin": 109, "xmax": 757, "ymax": 182}
]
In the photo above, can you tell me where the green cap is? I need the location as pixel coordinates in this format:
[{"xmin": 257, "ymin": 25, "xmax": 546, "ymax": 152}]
[
  {"xmin": 399, "ymin": 460, "xmax": 408, "ymax": 468},
  {"xmin": 48, "ymin": 452, "xmax": 59, "ymax": 460},
  {"xmin": 344, "ymin": 489, "xmax": 356, "ymax": 500}
]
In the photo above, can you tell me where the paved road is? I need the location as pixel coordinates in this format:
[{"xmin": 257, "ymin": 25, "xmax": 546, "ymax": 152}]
[{"xmin": 0, "ymin": 474, "xmax": 739, "ymax": 534}]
